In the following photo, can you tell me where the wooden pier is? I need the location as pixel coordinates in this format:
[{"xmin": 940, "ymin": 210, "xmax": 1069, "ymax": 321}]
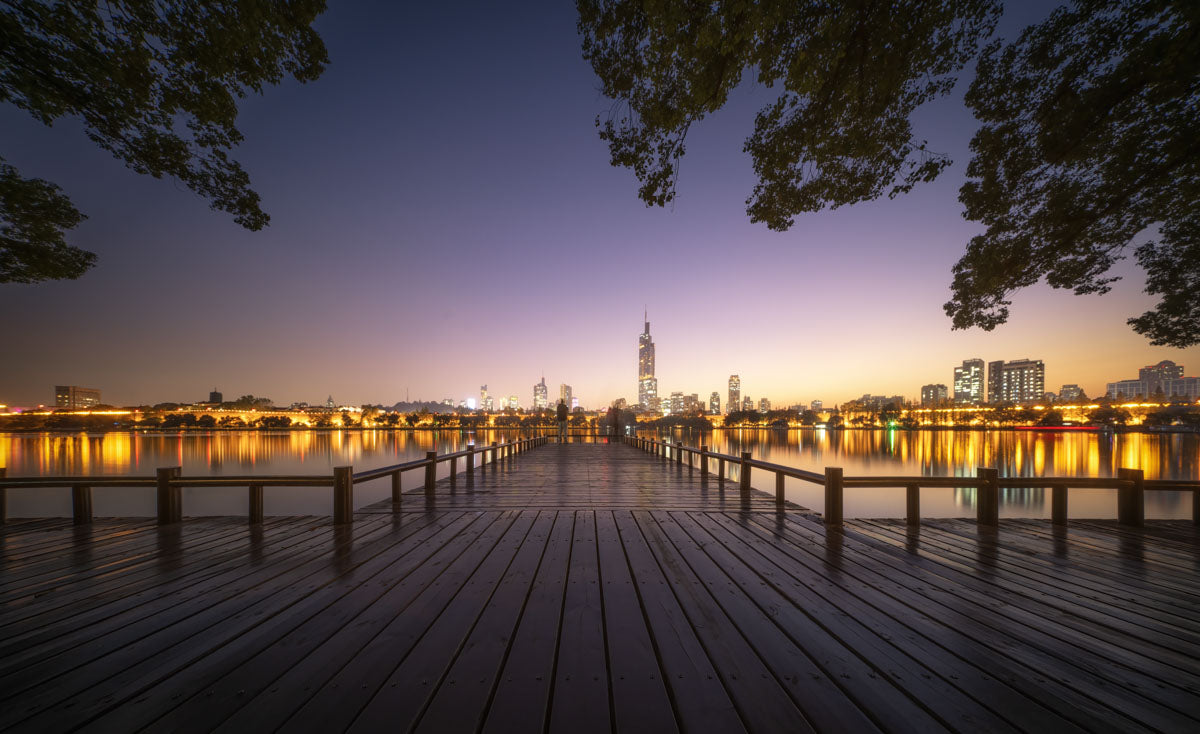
[{"xmin": 1, "ymin": 441, "xmax": 1199, "ymax": 732}]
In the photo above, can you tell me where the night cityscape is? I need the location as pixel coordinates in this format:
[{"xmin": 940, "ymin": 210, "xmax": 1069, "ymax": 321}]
[{"xmin": 1, "ymin": 1, "xmax": 1198, "ymax": 732}]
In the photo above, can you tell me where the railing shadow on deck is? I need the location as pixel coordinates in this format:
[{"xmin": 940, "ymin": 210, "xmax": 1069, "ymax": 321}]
[{"xmin": 625, "ymin": 435, "xmax": 1200, "ymax": 528}]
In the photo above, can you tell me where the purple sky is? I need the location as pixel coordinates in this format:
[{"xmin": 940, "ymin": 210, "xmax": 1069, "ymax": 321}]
[{"xmin": 1, "ymin": 0, "xmax": 1196, "ymax": 410}]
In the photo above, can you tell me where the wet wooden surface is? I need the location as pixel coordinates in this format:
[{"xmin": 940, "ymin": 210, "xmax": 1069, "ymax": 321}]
[{"xmin": 1, "ymin": 442, "xmax": 1198, "ymax": 732}]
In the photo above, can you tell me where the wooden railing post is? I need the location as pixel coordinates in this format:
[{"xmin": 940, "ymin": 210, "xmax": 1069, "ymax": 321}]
[
  {"xmin": 739, "ymin": 452, "xmax": 751, "ymax": 494},
  {"xmin": 1117, "ymin": 468, "xmax": 1144, "ymax": 527},
  {"xmin": 0, "ymin": 466, "xmax": 6, "ymax": 524},
  {"xmin": 449, "ymin": 455, "xmax": 457, "ymax": 489},
  {"xmin": 333, "ymin": 466, "xmax": 353, "ymax": 525},
  {"xmin": 391, "ymin": 470, "xmax": 403, "ymax": 504},
  {"xmin": 775, "ymin": 472, "xmax": 785, "ymax": 506},
  {"xmin": 72, "ymin": 484, "xmax": 93, "ymax": 525},
  {"xmin": 1194, "ymin": 489, "xmax": 1199, "ymax": 527},
  {"xmin": 425, "ymin": 451, "xmax": 437, "ymax": 496},
  {"xmin": 905, "ymin": 484, "xmax": 919, "ymax": 527},
  {"xmin": 977, "ymin": 468, "xmax": 999, "ymax": 527},
  {"xmin": 490, "ymin": 441, "xmax": 498, "ymax": 471},
  {"xmin": 249, "ymin": 483, "xmax": 264, "ymax": 524},
  {"xmin": 157, "ymin": 467, "xmax": 181, "ymax": 525},
  {"xmin": 718, "ymin": 457, "xmax": 725, "ymax": 483},
  {"xmin": 700, "ymin": 446, "xmax": 709, "ymax": 478},
  {"xmin": 675, "ymin": 441, "xmax": 683, "ymax": 467},
  {"xmin": 824, "ymin": 468, "xmax": 843, "ymax": 526},
  {"xmin": 1051, "ymin": 484, "xmax": 1067, "ymax": 526},
  {"xmin": 466, "ymin": 446, "xmax": 475, "ymax": 478}
]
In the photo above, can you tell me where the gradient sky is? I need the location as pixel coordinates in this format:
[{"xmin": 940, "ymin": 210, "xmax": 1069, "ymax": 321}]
[{"xmin": 2, "ymin": 0, "xmax": 1196, "ymax": 410}]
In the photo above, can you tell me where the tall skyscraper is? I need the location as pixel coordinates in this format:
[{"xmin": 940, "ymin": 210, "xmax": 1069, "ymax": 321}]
[
  {"xmin": 209, "ymin": 388, "xmax": 223, "ymax": 404},
  {"xmin": 533, "ymin": 376, "xmax": 548, "ymax": 409},
  {"xmin": 559, "ymin": 383, "xmax": 572, "ymax": 406},
  {"xmin": 709, "ymin": 391, "xmax": 720, "ymax": 414},
  {"xmin": 953, "ymin": 359, "xmax": 985, "ymax": 405},
  {"xmin": 638, "ymin": 314, "xmax": 657, "ymax": 409},
  {"xmin": 988, "ymin": 359, "xmax": 1045, "ymax": 404},
  {"xmin": 480, "ymin": 385, "xmax": 494, "ymax": 412},
  {"xmin": 728, "ymin": 375, "xmax": 740, "ymax": 414},
  {"xmin": 758, "ymin": 398, "xmax": 771, "ymax": 413}
]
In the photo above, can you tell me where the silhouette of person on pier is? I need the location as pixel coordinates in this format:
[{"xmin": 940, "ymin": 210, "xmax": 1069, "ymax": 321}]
[{"xmin": 556, "ymin": 400, "xmax": 569, "ymax": 442}]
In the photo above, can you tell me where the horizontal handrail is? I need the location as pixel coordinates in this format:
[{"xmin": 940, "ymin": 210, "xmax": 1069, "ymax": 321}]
[
  {"xmin": 625, "ymin": 435, "xmax": 1199, "ymax": 528},
  {"xmin": 0, "ymin": 435, "xmax": 551, "ymax": 526}
]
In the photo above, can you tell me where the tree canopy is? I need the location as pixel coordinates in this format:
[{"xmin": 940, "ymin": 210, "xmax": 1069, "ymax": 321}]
[
  {"xmin": 578, "ymin": 0, "xmax": 1199, "ymax": 346},
  {"xmin": 1, "ymin": 0, "xmax": 328, "ymax": 283}
]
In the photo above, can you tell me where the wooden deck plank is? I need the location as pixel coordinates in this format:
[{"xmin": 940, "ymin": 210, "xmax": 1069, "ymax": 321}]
[{"xmin": 0, "ymin": 442, "xmax": 1198, "ymax": 733}]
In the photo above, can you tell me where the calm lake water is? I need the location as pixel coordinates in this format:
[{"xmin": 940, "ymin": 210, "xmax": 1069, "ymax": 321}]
[{"xmin": 2, "ymin": 429, "xmax": 1197, "ymax": 519}]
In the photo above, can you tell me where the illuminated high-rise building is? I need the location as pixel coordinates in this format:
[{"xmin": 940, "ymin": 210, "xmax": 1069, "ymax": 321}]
[
  {"xmin": 987, "ymin": 359, "xmax": 1045, "ymax": 405},
  {"xmin": 507, "ymin": 395, "xmax": 519, "ymax": 410},
  {"xmin": 727, "ymin": 375, "xmax": 740, "ymax": 414},
  {"xmin": 533, "ymin": 376, "xmax": 548, "ymax": 409},
  {"xmin": 758, "ymin": 398, "xmax": 771, "ymax": 413},
  {"xmin": 709, "ymin": 392, "xmax": 720, "ymax": 414},
  {"xmin": 953, "ymin": 359, "xmax": 985, "ymax": 405},
  {"xmin": 638, "ymin": 313, "xmax": 657, "ymax": 409},
  {"xmin": 560, "ymin": 383, "xmax": 572, "ymax": 406},
  {"xmin": 810, "ymin": 399, "xmax": 823, "ymax": 412},
  {"xmin": 742, "ymin": 396, "xmax": 753, "ymax": 412}
]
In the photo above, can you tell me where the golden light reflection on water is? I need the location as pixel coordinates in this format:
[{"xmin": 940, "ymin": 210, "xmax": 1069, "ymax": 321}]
[
  {"xmin": 2, "ymin": 429, "xmax": 1196, "ymax": 519},
  {"xmin": 0, "ymin": 429, "xmax": 532, "ymax": 477},
  {"xmin": 688, "ymin": 428, "xmax": 1198, "ymax": 519}
]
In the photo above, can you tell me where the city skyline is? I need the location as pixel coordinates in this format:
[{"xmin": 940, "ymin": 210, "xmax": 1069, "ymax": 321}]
[{"xmin": 1, "ymin": 1, "xmax": 1197, "ymax": 409}]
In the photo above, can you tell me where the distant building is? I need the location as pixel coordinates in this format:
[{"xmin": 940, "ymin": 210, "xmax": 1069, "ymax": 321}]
[
  {"xmin": 481, "ymin": 385, "xmax": 494, "ymax": 412},
  {"xmin": 920, "ymin": 384, "xmax": 948, "ymax": 407},
  {"xmin": 559, "ymin": 383, "xmax": 572, "ymax": 406},
  {"xmin": 986, "ymin": 359, "xmax": 1045, "ymax": 405},
  {"xmin": 209, "ymin": 388, "xmax": 223, "ymax": 404},
  {"xmin": 1140, "ymin": 360, "xmax": 1184, "ymax": 394},
  {"xmin": 1059, "ymin": 384, "xmax": 1085, "ymax": 402},
  {"xmin": 533, "ymin": 376, "xmax": 548, "ymax": 409},
  {"xmin": 953, "ymin": 359, "xmax": 985, "ymax": 405},
  {"xmin": 638, "ymin": 315, "xmax": 657, "ymax": 409},
  {"xmin": 55, "ymin": 386, "xmax": 101, "ymax": 410},
  {"xmin": 810, "ymin": 400, "xmax": 823, "ymax": 412},
  {"xmin": 709, "ymin": 392, "xmax": 721, "ymax": 414},
  {"xmin": 849, "ymin": 394, "xmax": 905, "ymax": 411},
  {"xmin": 668, "ymin": 391, "xmax": 684, "ymax": 416},
  {"xmin": 742, "ymin": 396, "xmax": 753, "ymax": 412},
  {"xmin": 613, "ymin": 398, "xmax": 628, "ymax": 410},
  {"xmin": 507, "ymin": 395, "xmax": 519, "ymax": 410},
  {"xmin": 758, "ymin": 398, "xmax": 771, "ymax": 413},
  {"xmin": 728, "ymin": 375, "xmax": 741, "ymax": 414},
  {"xmin": 570, "ymin": 397, "xmax": 579, "ymax": 410},
  {"xmin": 326, "ymin": 395, "xmax": 336, "ymax": 409}
]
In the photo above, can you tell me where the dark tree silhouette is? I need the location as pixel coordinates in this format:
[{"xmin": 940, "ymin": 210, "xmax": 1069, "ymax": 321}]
[
  {"xmin": 1, "ymin": 0, "xmax": 328, "ymax": 283},
  {"xmin": 579, "ymin": 0, "xmax": 1198, "ymax": 346}
]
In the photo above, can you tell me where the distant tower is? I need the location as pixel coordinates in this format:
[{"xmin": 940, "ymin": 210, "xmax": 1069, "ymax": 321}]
[
  {"xmin": 326, "ymin": 395, "xmax": 335, "ymax": 409},
  {"xmin": 559, "ymin": 383, "xmax": 573, "ymax": 406},
  {"xmin": 638, "ymin": 311, "xmax": 657, "ymax": 409},
  {"xmin": 209, "ymin": 388, "xmax": 223, "ymax": 404},
  {"xmin": 727, "ymin": 375, "xmax": 741, "ymax": 414},
  {"xmin": 533, "ymin": 375, "xmax": 549, "ymax": 409},
  {"xmin": 709, "ymin": 391, "xmax": 720, "ymax": 414}
]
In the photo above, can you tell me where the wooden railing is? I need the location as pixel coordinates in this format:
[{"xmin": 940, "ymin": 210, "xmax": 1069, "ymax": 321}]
[
  {"xmin": 0, "ymin": 436, "xmax": 550, "ymax": 526},
  {"xmin": 625, "ymin": 435, "xmax": 1200, "ymax": 527}
]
